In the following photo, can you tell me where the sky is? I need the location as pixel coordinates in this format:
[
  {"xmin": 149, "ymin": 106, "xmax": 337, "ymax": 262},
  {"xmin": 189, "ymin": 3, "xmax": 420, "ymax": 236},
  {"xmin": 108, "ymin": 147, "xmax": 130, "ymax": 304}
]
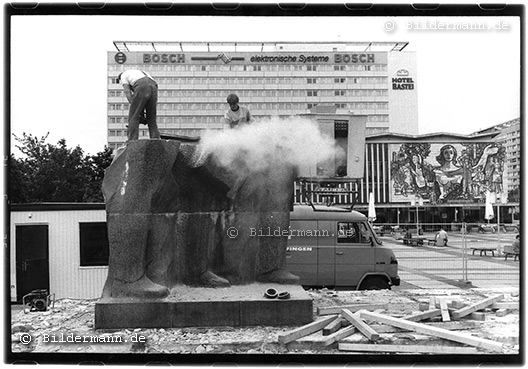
[{"xmin": 9, "ymin": 12, "xmax": 521, "ymax": 156}]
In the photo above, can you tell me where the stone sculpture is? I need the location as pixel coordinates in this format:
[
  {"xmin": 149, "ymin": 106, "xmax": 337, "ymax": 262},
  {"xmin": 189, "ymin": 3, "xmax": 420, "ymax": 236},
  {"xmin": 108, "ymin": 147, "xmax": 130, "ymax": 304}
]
[{"xmin": 101, "ymin": 139, "xmax": 299, "ymax": 299}]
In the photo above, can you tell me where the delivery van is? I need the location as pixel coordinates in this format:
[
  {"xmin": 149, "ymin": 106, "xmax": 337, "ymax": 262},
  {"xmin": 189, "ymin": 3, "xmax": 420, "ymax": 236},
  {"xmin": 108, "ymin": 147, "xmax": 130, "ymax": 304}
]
[{"xmin": 286, "ymin": 204, "xmax": 400, "ymax": 290}]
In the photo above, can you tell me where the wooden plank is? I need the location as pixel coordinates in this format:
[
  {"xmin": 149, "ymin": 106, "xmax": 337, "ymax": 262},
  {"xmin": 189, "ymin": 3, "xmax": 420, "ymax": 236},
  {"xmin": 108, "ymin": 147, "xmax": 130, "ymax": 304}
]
[
  {"xmin": 317, "ymin": 303, "xmax": 388, "ymax": 316},
  {"xmin": 439, "ymin": 298, "xmax": 451, "ymax": 322},
  {"xmin": 371, "ymin": 320, "xmax": 480, "ymax": 333},
  {"xmin": 360, "ymin": 311, "xmax": 504, "ymax": 352},
  {"xmin": 429, "ymin": 296, "xmax": 436, "ymax": 310},
  {"xmin": 451, "ymin": 300, "xmax": 467, "ymax": 309},
  {"xmin": 321, "ymin": 326, "xmax": 357, "ymax": 346},
  {"xmin": 490, "ymin": 302, "xmax": 519, "ymax": 310},
  {"xmin": 278, "ymin": 315, "xmax": 338, "ymax": 345},
  {"xmin": 401, "ymin": 309, "xmax": 441, "ymax": 322},
  {"xmin": 341, "ymin": 309, "xmax": 379, "ymax": 342},
  {"xmin": 451, "ymin": 294, "xmax": 504, "ymax": 320},
  {"xmin": 418, "ymin": 303, "xmax": 429, "ymax": 311},
  {"xmin": 322, "ymin": 315, "xmax": 344, "ymax": 336},
  {"xmin": 469, "ymin": 312, "xmax": 486, "ymax": 321},
  {"xmin": 338, "ymin": 343, "xmax": 478, "ymax": 354}
]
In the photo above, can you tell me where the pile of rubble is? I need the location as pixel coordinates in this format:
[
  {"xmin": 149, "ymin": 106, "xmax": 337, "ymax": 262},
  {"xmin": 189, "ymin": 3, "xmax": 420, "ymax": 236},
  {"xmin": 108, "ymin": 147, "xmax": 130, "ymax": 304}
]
[{"xmin": 11, "ymin": 288, "xmax": 519, "ymax": 356}]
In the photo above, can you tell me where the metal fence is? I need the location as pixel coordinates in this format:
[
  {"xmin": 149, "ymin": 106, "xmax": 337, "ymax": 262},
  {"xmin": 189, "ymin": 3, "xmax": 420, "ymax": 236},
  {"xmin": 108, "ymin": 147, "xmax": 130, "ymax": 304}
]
[{"xmin": 373, "ymin": 222, "xmax": 520, "ymax": 289}]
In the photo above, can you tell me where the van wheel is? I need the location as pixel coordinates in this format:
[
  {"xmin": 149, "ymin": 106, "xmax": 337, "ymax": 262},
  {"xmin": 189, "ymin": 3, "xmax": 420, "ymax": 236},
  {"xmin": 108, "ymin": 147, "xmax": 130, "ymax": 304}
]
[{"xmin": 359, "ymin": 276, "xmax": 390, "ymax": 290}]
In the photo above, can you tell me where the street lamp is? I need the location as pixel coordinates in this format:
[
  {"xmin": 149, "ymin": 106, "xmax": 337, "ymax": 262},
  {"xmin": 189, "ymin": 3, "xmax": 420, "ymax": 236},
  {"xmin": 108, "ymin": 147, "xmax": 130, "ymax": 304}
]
[
  {"xmin": 495, "ymin": 192, "xmax": 502, "ymax": 254},
  {"xmin": 410, "ymin": 195, "xmax": 423, "ymax": 236}
]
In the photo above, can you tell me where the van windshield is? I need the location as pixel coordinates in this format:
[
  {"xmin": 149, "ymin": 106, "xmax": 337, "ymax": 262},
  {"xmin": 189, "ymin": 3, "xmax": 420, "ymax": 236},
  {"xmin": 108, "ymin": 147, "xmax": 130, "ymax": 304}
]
[{"xmin": 365, "ymin": 222, "xmax": 382, "ymax": 245}]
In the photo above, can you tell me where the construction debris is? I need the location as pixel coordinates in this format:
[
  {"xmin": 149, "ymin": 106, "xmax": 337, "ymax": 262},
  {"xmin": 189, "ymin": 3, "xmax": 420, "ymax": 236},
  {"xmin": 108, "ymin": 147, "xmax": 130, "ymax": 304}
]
[
  {"xmin": 451, "ymin": 294, "xmax": 504, "ymax": 320},
  {"xmin": 360, "ymin": 310, "xmax": 504, "ymax": 352},
  {"xmin": 321, "ymin": 326, "xmax": 356, "ymax": 347},
  {"xmin": 438, "ymin": 298, "xmax": 451, "ymax": 322},
  {"xmin": 338, "ymin": 343, "xmax": 479, "ymax": 354},
  {"xmin": 491, "ymin": 302, "xmax": 518, "ymax": 310},
  {"xmin": 11, "ymin": 289, "xmax": 518, "ymax": 356},
  {"xmin": 322, "ymin": 316, "xmax": 343, "ymax": 336},
  {"xmin": 317, "ymin": 303, "xmax": 388, "ymax": 316},
  {"xmin": 277, "ymin": 293, "xmax": 512, "ymax": 354},
  {"xmin": 341, "ymin": 309, "xmax": 379, "ymax": 342},
  {"xmin": 277, "ymin": 315, "xmax": 337, "ymax": 345},
  {"xmin": 401, "ymin": 309, "xmax": 441, "ymax": 322}
]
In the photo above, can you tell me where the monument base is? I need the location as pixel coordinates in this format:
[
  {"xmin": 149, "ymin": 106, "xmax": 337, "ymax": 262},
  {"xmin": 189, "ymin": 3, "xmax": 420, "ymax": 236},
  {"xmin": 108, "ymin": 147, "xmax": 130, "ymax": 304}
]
[{"xmin": 95, "ymin": 283, "xmax": 313, "ymax": 329}]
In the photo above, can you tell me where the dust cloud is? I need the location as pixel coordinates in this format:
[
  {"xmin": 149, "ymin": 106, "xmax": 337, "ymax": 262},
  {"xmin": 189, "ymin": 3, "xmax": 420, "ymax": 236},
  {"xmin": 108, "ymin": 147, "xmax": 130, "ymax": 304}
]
[{"xmin": 198, "ymin": 116, "xmax": 344, "ymax": 177}]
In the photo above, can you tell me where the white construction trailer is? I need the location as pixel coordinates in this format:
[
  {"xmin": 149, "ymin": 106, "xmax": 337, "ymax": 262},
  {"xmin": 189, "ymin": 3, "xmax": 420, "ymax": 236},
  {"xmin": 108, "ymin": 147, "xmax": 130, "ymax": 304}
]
[{"xmin": 9, "ymin": 203, "xmax": 108, "ymax": 302}]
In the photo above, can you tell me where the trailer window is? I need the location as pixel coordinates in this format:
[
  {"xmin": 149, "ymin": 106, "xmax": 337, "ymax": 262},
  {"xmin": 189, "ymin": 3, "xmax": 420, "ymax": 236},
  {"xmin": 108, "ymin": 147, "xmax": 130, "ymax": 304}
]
[
  {"xmin": 79, "ymin": 222, "xmax": 109, "ymax": 267},
  {"xmin": 337, "ymin": 222, "xmax": 371, "ymax": 244}
]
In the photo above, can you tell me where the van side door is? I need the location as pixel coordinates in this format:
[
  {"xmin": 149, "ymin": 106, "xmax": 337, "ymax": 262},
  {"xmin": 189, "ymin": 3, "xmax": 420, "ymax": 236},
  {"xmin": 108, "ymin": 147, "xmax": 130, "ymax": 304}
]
[
  {"xmin": 285, "ymin": 220, "xmax": 318, "ymax": 286},
  {"xmin": 335, "ymin": 221, "xmax": 375, "ymax": 287},
  {"xmin": 317, "ymin": 220, "xmax": 336, "ymax": 286}
]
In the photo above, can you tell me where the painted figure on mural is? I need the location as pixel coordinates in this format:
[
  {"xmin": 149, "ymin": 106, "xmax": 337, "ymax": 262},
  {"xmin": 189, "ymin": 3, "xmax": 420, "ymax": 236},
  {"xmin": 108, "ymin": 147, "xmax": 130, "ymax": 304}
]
[
  {"xmin": 485, "ymin": 154, "xmax": 504, "ymax": 194},
  {"xmin": 434, "ymin": 145, "xmax": 464, "ymax": 201},
  {"xmin": 391, "ymin": 149, "xmax": 413, "ymax": 196},
  {"xmin": 410, "ymin": 154, "xmax": 428, "ymax": 192},
  {"xmin": 432, "ymin": 144, "xmax": 501, "ymax": 202},
  {"xmin": 459, "ymin": 154, "xmax": 473, "ymax": 197}
]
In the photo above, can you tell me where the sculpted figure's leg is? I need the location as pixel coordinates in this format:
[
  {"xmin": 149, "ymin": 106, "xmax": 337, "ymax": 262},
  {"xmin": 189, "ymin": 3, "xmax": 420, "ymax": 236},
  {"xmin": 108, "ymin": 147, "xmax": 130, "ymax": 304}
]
[
  {"xmin": 107, "ymin": 215, "xmax": 170, "ymax": 298},
  {"xmin": 255, "ymin": 212, "xmax": 300, "ymax": 285},
  {"xmin": 182, "ymin": 213, "xmax": 230, "ymax": 288}
]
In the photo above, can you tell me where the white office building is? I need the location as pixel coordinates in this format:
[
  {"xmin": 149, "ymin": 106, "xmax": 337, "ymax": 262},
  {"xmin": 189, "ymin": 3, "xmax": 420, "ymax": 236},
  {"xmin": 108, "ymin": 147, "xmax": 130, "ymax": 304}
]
[{"xmin": 107, "ymin": 41, "xmax": 418, "ymax": 149}]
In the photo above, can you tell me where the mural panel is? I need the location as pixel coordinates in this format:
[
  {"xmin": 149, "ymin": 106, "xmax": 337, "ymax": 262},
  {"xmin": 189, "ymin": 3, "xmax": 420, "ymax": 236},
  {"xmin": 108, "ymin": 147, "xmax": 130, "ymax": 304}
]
[{"xmin": 389, "ymin": 142, "xmax": 504, "ymax": 204}]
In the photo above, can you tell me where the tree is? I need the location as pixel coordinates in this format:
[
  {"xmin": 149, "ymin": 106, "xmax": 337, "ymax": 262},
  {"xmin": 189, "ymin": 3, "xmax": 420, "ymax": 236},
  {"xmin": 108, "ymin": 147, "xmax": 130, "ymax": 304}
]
[
  {"xmin": 84, "ymin": 146, "xmax": 114, "ymax": 202},
  {"xmin": 9, "ymin": 133, "xmax": 113, "ymax": 203}
]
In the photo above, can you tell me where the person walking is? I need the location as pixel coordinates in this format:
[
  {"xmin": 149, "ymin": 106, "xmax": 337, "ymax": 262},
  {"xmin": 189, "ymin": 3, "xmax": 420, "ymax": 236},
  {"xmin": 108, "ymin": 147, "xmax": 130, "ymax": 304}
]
[
  {"xmin": 223, "ymin": 93, "xmax": 254, "ymax": 129},
  {"xmin": 118, "ymin": 70, "xmax": 161, "ymax": 141}
]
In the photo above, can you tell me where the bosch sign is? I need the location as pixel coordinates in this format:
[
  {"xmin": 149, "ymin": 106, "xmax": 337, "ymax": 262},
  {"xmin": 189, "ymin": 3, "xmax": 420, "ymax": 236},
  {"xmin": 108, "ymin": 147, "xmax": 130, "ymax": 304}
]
[
  {"xmin": 114, "ymin": 52, "xmax": 127, "ymax": 64},
  {"xmin": 143, "ymin": 54, "xmax": 185, "ymax": 63},
  {"xmin": 334, "ymin": 54, "xmax": 375, "ymax": 63}
]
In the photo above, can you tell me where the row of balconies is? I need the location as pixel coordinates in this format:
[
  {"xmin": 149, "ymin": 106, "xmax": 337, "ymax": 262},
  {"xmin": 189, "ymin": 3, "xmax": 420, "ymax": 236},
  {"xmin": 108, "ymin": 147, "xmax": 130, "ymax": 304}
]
[
  {"xmin": 148, "ymin": 97, "xmax": 390, "ymax": 104},
  {"xmin": 159, "ymin": 96, "xmax": 389, "ymax": 103},
  {"xmin": 108, "ymin": 95, "xmax": 389, "ymax": 102},
  {"xmin": 108, "ymin": 108, "xmax": 389, "ymax": 117}
]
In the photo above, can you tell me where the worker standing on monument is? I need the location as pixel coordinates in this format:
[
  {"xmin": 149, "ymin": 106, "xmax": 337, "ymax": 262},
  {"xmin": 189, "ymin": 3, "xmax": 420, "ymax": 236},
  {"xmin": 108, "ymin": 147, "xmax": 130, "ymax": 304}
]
[
  {"xmin": 118, "ymin": 70, "xmax": 161, "ymax": 141},
  {"xmin": 223, "ymin": 93, "xmax": 254, "ymax": 129}
]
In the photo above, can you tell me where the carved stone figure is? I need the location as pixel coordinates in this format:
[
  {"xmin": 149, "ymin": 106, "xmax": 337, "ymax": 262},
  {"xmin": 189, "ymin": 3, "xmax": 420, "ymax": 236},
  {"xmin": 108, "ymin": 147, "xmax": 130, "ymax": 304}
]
[{"xmin": 101, "ymin": 139, "xmax": 299, "ymax": 299}]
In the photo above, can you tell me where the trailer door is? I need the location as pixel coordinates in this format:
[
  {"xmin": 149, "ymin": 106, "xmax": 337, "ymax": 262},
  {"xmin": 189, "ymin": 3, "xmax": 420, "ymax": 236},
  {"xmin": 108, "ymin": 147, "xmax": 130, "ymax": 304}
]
[{"xmin": 15, "ymin": 225, "xmax": 50, "ymax": 301}]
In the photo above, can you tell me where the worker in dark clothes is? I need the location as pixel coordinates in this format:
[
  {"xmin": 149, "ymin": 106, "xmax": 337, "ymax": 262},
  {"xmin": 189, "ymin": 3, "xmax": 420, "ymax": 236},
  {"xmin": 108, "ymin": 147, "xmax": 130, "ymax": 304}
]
[{"xmin": 118, "ymin": 70, "xmax": 160, "ymax": 141}]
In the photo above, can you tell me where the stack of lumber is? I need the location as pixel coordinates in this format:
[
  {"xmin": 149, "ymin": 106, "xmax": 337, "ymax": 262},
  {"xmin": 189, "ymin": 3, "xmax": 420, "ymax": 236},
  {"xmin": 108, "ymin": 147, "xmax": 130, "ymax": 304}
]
[{"xmin": 277, "ymin": 294, "xmax": 515, "ymax": 354}]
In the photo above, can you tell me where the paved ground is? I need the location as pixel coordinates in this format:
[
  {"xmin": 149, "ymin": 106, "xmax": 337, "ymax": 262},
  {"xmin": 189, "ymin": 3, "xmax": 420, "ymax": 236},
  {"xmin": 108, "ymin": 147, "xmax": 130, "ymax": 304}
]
[{"xmin": 381, "ymin": 232, "xmax": 519, "ymax": 290}]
